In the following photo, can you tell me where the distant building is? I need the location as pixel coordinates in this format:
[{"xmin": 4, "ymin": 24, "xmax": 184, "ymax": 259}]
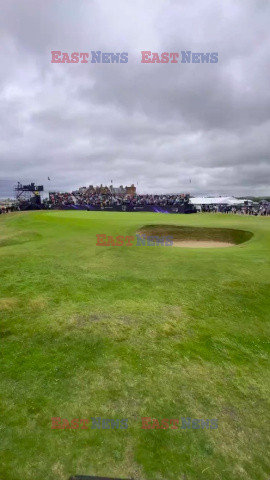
[
  {"xmin": 125, "ymin": 184, "xmax": 136, "ymax": 195},
  {"xmin": 82, "ymin": 183, "xmax": 136, "ymax": 195},
  {"xmin": 110, "ymin": 185, "xmax": 125, "ymax": 195},
  {"xmin": 99, "ymin": 185, "xmax": 111, "ymax": 195},
  {"xmin": 85, "ymin": 185, "xmax": 95, "ymax": 194}
]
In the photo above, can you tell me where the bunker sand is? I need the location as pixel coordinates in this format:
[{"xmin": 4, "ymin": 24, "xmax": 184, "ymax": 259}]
[
  {"xmin": 138, "ymin": 225, "xmax": 253, "ymax": 248},
  {"xmin": 172, "ymin": 240, "xmax": 233, "ymax": 248}
]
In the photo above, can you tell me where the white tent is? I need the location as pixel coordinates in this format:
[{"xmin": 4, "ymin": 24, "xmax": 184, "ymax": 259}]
[{"xmin": 189, "ymin": 196, "xmax": 252, "ymax": 206}]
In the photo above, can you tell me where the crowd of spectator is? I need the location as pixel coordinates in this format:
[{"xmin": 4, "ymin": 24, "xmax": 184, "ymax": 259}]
[
  {"xmin": 48, "ymin": 188, "xmax": 270, "ymax": 215},
  {"xmin": 48, "ymin": 190, "xmax": 190, "ymax": 208},
  {"xmin": 200, "ymin": 204, "xmax": 270, "ymax": 215},
  {"xmin": 2, "ymin": 186, "xmax": 269, "ymax": 215},
  {"xmin": 0, "ymin": 204, "xmax": 17, "ymax": 214}
]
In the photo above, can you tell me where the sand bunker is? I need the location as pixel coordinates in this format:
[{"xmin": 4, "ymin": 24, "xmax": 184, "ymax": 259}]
[
  {"xmin": 137, "ymin": 225, "xmax": 253, "ymax": 249},
  {"xmin": 172, "ymin": 240, "xmax": 233, "ymax": 248}
]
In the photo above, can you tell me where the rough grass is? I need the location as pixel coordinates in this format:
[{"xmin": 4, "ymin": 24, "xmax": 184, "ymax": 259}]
[{"xmin": 0, "ymin": 211, "xmax": 269, "ymax": 480}]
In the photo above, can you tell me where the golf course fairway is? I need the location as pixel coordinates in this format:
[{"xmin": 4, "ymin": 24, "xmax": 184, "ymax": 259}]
[{"xmin": 0, "ymin": 211, "xmax": 269, "ymax": 480}]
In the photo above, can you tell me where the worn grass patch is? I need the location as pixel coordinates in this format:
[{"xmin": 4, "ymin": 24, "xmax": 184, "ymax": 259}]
[{"xmin": 0, "ymin": 297, "xmax": 18, "ymax": 310}]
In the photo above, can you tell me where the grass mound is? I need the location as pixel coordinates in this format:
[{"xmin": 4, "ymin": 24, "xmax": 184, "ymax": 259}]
[{"xmin": 0, "ymin": 231, "xmax": 41, "ymax": 248}]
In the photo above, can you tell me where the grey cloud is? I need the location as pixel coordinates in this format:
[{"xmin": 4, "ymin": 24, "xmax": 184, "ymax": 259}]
[{"xmin": 0, "ymin": 0, "xmax": 270, "ymax": 196}]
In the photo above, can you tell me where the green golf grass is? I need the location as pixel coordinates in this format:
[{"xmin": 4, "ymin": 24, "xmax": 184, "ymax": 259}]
[{"xmin": 0, "ymin": 211, "xmax": 269, "ymax": 480}]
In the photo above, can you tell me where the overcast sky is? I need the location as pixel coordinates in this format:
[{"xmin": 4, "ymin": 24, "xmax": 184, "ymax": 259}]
[{"xmin": 0, "ymin": 0, "xmax": 270, "ymax": 197}]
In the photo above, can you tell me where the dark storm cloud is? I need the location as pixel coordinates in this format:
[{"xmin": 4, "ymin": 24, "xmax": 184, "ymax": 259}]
[{"xmin": 0, "ymin": 0, "xmax": 269, "ymax": 196}]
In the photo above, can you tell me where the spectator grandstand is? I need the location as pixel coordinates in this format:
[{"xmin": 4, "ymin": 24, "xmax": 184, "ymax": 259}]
[{"xmin": 48, "ymin": 184, "xmax": 192, "ymax": 210}]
